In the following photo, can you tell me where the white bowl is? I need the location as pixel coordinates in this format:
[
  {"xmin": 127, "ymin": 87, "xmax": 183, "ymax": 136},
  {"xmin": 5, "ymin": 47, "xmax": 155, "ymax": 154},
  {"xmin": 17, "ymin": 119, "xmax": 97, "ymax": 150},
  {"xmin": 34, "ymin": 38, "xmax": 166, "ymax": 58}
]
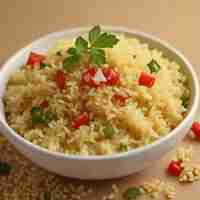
[{"xmin": 0, "ymin": 26, "xmax": 199, "ymax": 180}]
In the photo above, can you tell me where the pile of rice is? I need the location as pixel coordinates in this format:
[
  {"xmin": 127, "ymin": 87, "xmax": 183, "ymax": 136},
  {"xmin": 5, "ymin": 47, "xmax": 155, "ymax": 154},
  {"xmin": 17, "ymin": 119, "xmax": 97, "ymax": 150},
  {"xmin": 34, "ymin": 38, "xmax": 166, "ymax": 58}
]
[{"xmin": 4, "ymin": 35, "xmax": 189, "ymax": 155}]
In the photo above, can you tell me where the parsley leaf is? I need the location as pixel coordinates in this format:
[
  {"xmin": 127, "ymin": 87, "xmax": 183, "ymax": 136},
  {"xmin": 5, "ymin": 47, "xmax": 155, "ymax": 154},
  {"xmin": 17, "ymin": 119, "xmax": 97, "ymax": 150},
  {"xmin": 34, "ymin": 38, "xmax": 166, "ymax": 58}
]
[
  {"xmin": 147, "ymin": 59, "xmax": 160, "ymax": 73},
  {"xmin": 89, "ymin": 25, "xmax": 101, "ymax": 44},
  {"xmin": 92, "ymin": 32, "xmax": 119, "ymax": 48},
  {"xmin": 63, "ymin": 55, "xmax": 79, "ymax": 71},
  {"xmin": 67, "ymin": 47, "xmax": 78, "ymax": 55},
  {"xmin": 62, "ymin": 25, "xmax": 119, "ymax": 69},
  {"xmin": 75, "ymin": 36, "xmax": 88, "ymax": 54},
  {"xmin": 123, "ymin": 187, "xmax": 143, "ymax": 200},
  {"xmin": 0, "ymin": 161, "xmax": 11, "ymax": 175},
  {"xmin": 63, "ymin": 37, "xmax": 87, "ymax": 71},
  {"xmin": 90, "ymin": 48, "xmax": 105, "ymax": 65},
  {"xmin": 103, "ymin": 123, "xmax": 115, "ymax": 139}
]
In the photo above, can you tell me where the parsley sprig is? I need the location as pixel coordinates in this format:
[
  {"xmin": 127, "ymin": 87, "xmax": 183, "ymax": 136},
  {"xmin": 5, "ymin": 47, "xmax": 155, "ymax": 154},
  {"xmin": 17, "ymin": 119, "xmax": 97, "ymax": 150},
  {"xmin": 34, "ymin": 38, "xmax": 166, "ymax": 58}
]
[{"xmin": 63, "ymin": 25, "xmax": 119, "ymax": 70}]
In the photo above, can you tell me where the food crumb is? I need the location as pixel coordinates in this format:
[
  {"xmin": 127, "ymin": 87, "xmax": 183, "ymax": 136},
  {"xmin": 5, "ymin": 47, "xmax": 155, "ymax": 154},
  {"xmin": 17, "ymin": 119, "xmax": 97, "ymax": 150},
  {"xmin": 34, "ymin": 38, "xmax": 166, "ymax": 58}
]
[
  {"xmin": 141, "ymin": 179, "xmax": 175, "ymax": 199},
  {"xmin": 168, "ymin": 146, "xmax": 200, "ymax": 183},
  {"xmin": 102, "ymin": 184, "xmax": 119, "ymax": 200},
  {"xmin": 176, "ymin": 146, "xmax": 193, "ymax": 162},
  {"xmin": 0, "ymin": 136, "xmax": 93, "ymax": 200},
  {"xmin": 179, "ymin": 163, "xmax": 200, "ymax": 183}
]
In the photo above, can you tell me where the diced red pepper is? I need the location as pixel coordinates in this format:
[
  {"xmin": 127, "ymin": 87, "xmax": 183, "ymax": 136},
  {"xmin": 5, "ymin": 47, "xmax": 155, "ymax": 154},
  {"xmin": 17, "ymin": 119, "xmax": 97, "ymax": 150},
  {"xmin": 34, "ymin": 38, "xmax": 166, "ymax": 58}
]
[
  {"xmin": 72, "ymin": 112, "xmax": 89, "ymax": 129},
  {"xmin": 82, "ymin": 68, "xmax": 98, "ymax": 87},
  {"xmin": 26, "ymin": 52, "xmax": 45, "ymax": 66},
  {"xmin": 138, "ymin": 72, "xmax": 155, "ymax": 88},
  {"xmin": 112, "ymin": 93, "xmax": 128, "ymax": 106},
  {"xmin": 55, "ymin": 70, "xmax": 66, "ymax": 89},
  {"xmin": 191, "ymin": 122, "xmax": 200, "ymax": 140},
  {"xmin": 103, "ymin": 67, "xmax": 120, "ymax": 86},
  {"xmin": 82, "ymin": 67, "xmax": 120, "ymax": 88},
  {"xmin": 40, "ymin": 100, "xmax": 49, "ymax": 109},
  {"xmin": 167, "ymin": 160, "xmax": 182, "ymax": 177}
]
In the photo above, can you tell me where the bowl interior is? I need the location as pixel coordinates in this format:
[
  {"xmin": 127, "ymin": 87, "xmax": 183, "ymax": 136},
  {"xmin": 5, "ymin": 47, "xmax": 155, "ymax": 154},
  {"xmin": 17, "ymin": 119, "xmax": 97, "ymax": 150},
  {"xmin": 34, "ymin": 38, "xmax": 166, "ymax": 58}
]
[{"xmin": 0, "ymin": 26, "xmax": 198, "ymax": 159}]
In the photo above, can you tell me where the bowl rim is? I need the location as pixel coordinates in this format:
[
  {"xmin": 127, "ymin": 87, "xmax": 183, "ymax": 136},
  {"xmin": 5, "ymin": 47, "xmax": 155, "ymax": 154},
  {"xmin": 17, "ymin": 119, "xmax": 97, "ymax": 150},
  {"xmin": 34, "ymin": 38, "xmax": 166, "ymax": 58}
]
[{"xmin": 0, "ymin": 25, "xmax": 199, "ymax": 161}]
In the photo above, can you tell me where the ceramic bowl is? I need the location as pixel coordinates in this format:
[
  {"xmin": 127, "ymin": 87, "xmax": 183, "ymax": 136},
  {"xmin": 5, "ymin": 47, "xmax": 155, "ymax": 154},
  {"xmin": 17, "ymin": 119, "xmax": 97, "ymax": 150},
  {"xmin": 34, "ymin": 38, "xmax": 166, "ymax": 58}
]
[{"xmin": 0, "ymin": 26, "xmax": 199, "ymax": 179}]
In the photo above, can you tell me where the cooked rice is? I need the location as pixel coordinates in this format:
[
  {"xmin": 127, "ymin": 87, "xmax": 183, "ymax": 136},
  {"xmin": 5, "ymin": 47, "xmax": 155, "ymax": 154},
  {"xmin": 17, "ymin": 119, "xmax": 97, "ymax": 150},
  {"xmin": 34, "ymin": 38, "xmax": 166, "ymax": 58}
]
[{"xmin": 4, "ymin": 35, "xmax": 189, "ymax": 155}]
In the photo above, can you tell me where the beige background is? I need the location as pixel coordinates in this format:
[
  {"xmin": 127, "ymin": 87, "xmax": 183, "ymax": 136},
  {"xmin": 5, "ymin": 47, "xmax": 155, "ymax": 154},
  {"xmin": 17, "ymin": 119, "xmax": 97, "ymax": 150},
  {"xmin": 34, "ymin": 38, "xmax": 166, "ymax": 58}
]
[{"xmin": 1, "ymin": 0, "xmax": 200, "ymax": 199}]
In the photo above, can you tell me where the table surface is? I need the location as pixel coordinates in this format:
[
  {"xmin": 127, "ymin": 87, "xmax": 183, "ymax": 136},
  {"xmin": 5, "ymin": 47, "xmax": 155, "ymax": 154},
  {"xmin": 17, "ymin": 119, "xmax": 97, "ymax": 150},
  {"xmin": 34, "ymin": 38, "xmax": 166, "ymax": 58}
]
[{"xmin": 1, "ymin": 1, "xmax": 200, "ymax": 199}]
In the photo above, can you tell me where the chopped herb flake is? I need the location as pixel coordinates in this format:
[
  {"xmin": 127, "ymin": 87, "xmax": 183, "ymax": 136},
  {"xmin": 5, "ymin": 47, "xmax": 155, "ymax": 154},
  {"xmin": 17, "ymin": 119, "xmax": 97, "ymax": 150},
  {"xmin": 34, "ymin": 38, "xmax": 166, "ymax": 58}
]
[
  {"xmin": 181, "ymin": 96, "xmax": 189, "ymax": 108},
  {"xmin": 119, "ymin": 143, "xmax": 128, "ymax": 152},
  {"xmin": 31, "ymin": 107, "xmax": 55, "ymax": 124},
  {"xmin": 0, "ymin": 161, "xmax": 11, "ymax": 175},
  {"xmin": 39, "ymin": 191, "xmax": 51, "ymax": 200},
  {"xmin": 147, "ymin": 59, "xmax": 161, "ymax": 73},
  {"xmin": 31, "ymin": 106, "xmax": 41, "ymax": 114},
  {"xmin": 32, "ymin": 114, "xmax": 46, "ymax": 124},
  {"xmin": 123, "ymin": 187, "xmax": 143, "ymax": 200},
  {"xmin": 103, "ymin": 123, "xmax": 115, "ymax": 139},
  {"xmin": 40, "ymin": 63, "xmax": 48, "ymax": 69}
]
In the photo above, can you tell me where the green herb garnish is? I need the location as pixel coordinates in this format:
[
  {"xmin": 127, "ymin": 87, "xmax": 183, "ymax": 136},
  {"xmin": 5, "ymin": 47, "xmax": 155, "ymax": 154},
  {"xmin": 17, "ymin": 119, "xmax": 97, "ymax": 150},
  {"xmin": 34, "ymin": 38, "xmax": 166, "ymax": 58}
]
[
  {"xmin": 89, "ymin": 25, "xmax": 101, "ymax": 45},
  {"xmin": 31, "ymin": 106, "xmax": 41, "ymax": 114},
  {"xmin": 103, "ymin": 123, "xmax": 115, "ymax": 139},
  {"xmin": 0, "ymin": 161, "xmax": 11, "ymax": 175},
  {"xmin": 118, "ymin": 143, "xmax": 128, "ymax": 152},
  {"xmin": 147, "ymin": 59, "xmax": 160, "ymax": 73},
  {"xmin": 63, "ymin": 51, "xmax": 79, "ymax": 71},
  {"xmin": 31, "ymin": 107, "xmax": 55, "ymax": 124},
  {"xmin": 32, "ymin": 114, "xmax": 46, "ymax": 124},
  {"xmin": 90, "ymin": 48, "xmax": 105, "ymax": 65},
  {"xmin": 90, "ymin": 31, "xmax": 119, "ymax": 48},
  {"xmin": 63, "ymin": 25, "xmax": 119, "ymax": 70},
  {"xmin": 40, "ymin": 63, "xmax": 48, "ymax": 69},
  {"xmin": 181, "ymin": 96, "xmax": 189, "ymax": 108},
  {"xmin": 123, "ymin": 187, "xmax": 143, "ymax": 200},
  {"xmin": 39, "ymin": 191, "xmax": 51, "ymax": 200}
]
